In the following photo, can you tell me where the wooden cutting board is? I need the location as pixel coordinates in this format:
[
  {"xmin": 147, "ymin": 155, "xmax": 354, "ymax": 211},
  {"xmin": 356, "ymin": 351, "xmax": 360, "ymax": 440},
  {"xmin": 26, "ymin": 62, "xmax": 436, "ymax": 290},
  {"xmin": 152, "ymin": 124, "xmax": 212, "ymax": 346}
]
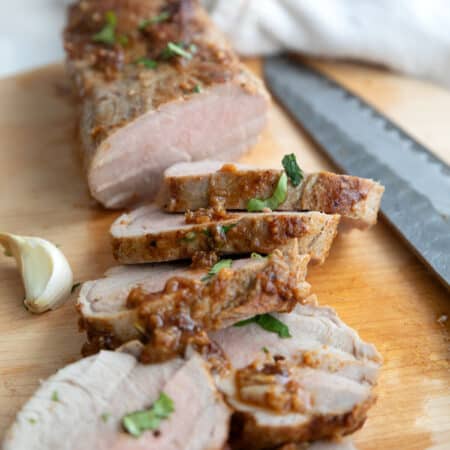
[{"xmin": 0, "ymin": 59, "xmax": 449, "ymax": 449}]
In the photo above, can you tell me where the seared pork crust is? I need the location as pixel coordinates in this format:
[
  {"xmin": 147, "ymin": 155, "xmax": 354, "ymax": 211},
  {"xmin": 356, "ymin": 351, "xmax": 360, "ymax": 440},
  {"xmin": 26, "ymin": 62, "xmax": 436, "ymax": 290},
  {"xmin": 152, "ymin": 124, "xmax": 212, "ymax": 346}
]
[
  {"xmin": 65, "ymin": 0, "xmax": 244, "ymax": 135},
  {"xmin": 159, "ymin": 161, "xmax": 384, "ymax": 228},
  {"xmin": 65, "ymin": 0, "xmax": 239, "ymax": 87},
  {"xmin": 229, "ymin": 399, "xmax": 373, "ymax": 450}
]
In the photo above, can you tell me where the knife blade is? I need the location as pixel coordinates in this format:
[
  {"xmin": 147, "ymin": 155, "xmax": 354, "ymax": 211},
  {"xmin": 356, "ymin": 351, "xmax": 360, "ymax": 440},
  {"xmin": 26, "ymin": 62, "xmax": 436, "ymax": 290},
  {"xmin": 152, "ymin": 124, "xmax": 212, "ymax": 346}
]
[{"xmin": 264, "ymin": 55, "xmax": 450, "ymax": 290}]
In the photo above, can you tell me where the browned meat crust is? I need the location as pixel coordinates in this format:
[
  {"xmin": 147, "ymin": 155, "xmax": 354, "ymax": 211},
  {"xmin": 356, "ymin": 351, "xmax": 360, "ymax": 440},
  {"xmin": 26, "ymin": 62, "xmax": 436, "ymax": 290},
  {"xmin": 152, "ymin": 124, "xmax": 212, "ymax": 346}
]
[
  {"xmin": 227, "ymin": 353, "xmax": 376, "ymax": 449},
  {"xmin": 111, "ymin": 205, "xmax": 340, "ymax": 264},
  {"xmin": 229, "ymin": 397, "xmax": 374, "ymax": 450},
  {"xmin": 64, "ymin": 0, "xmax": 245, "ymax": 130},
  {"xmin": 159, "ymin": 163, "xmax": 384, "ymax": 228},
  {"xmin": 65, "ymin": 0, "xmax": 239, "ymax": 87}
]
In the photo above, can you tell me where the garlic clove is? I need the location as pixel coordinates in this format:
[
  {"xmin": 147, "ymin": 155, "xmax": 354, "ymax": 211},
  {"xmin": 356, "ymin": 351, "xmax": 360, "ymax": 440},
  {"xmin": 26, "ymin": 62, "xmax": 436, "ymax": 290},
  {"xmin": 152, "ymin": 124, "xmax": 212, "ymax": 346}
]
[{"xmin": 0, "ymin": 232, "xmax": 74, "ymax": 313}]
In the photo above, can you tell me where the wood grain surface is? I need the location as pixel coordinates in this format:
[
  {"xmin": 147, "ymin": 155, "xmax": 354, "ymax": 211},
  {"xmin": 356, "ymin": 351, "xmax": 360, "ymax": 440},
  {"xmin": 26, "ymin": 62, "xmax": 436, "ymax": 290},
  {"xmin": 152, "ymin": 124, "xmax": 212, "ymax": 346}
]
[{"xmin": 0, "ymin": 59, "xmax": 449, "ymax": 449}]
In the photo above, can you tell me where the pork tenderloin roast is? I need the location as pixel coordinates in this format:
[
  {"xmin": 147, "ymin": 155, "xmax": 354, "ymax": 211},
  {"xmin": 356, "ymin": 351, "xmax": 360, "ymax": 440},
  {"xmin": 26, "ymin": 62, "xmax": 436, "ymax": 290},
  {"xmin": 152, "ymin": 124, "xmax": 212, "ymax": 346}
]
[
  {"xmin": 5, "ymin": 2, "xmax": 385, "ymax": 450},
  {"xmin": 64, "ymin": 0, "xmax": 269, "ymax": 208}
]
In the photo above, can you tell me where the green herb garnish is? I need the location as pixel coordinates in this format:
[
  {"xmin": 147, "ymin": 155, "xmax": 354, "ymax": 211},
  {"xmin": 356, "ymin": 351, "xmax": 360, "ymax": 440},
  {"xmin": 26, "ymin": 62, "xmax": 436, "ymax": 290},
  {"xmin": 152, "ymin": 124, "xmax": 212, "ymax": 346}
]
[
  {"xmin": 247, "ymin": 172, "xmax": 288, "ymax": 212},
  {"xmin": 122, "ymin": 392, "xmax": 174, "ymax": 437},
  {"xmin": 92, "ymin": 11, "xmax": 118, "ymax": 46},
  {"xmin": 51, "ymin": 390, "xmax": 59, "ymax": 402},
  {"xmin": 282, "ymin": 154, "xmax": 303, "ymax": 187},
  {"xmin": 101, "ymin": 412, "xmax": 111, "ymax": 423},
  {"xmin": 203, "ymin": 229, "xmax": 212, "ymax": 238},
  {"xmin": 220, "ymin": 223, "xmax": 236, "ymax": 234},
  {"xmin": 135, "ymin": 57, "xmax": 158, "ymax": 69},
  {"xmin": 201, "ymin": 259, "xmax": 233, "ymax": 282},
  {"xmin": 28, "ymin": 418, "xmax": 37, "ymax": 424},
  {"xmin": 192, "ymin": 84, "xmax": 202, "ymax": 93},
  {"xmin": 71, "ymin": 282, "xmax": 81, "ymax": 294},
  {"xmin": 134, "ymin": 322, "xmax": 146, "ymax": 335},
  {"xmin": 161, "ymin": 42, "xmax": 192, "ymax": 60},
  {"xmin": 139, "ymin": 11, "xmax": 171, "ymax": 29},
  {"xmin": 251, "ymin": 252, "xmax": 265, "ymax": 260},
  {"xmin": 234, "ymin": 314, "xmax": 291, "ymax": 338},
  {"xmin": 117, "ymin": 34, "xmax": 129, "ymax": 46},
  {"xmin": 181, "ymin": 231, "xmax": 197, "ymax": 243},
  {"xmin": 262, "ymin": 347, "xmax": 269, "ymax": 354}
]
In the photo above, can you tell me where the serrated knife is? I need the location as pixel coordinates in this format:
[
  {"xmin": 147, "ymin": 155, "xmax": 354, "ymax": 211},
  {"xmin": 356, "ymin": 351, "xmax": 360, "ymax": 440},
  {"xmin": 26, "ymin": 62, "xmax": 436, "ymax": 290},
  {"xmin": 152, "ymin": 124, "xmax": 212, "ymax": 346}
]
[{"xmin": 264, "ymin": 55, "xmax": 450, "ymax": 290}]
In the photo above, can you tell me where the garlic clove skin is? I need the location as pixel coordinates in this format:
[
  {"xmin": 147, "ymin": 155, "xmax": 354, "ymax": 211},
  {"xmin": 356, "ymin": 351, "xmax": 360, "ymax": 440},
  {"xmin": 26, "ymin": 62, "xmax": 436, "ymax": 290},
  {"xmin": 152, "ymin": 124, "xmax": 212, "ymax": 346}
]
[{"xmin": 0, "ymin": 233, "xmax": 74, "ymax": 313}]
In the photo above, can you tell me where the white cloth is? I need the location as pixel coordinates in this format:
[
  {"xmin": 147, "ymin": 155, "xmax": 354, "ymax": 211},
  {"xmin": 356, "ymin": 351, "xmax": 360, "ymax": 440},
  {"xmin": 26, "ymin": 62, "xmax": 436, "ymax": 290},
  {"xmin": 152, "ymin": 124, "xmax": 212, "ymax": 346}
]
[
  {"xmin": 0, "ymin": 0, "xmax": 73, "ymax": 77},
  {"xmin": 207, "ymin": 0, "xmax": 450, "ymax": 88},
  {"xmin": 1, "ymin": 0, "xmax": 450, "ymax": 88}
]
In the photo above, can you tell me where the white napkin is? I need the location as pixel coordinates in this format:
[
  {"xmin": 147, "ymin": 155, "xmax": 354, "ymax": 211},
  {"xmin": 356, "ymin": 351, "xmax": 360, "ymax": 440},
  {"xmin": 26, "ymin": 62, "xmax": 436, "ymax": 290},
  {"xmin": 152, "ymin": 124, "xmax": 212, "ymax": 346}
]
[
  {"xmin": 2, "ymin": 0, "xmax": 450, "ymax": 88},
  {"xmin": 0, "ymin": 0, "xmax": 72, "ymax": 77},
  {"xmin": 206, "ymin": 0, "xmax": 450, "ymax": 88}
]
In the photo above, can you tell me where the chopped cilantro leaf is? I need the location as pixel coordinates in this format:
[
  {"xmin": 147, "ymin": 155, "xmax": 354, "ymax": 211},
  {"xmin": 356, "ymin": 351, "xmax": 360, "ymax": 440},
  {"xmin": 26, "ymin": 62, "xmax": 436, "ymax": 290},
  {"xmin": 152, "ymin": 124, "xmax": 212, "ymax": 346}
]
[
  {"xmin": 92, "ymin": 11, "xmax": 117, "ymax": 46},
  {"xmin": 247, "ymin": 173, "xmax": 288, "ymax": 211},
  {"xmin": 139, "ymin": 11, "xmax": 171, "ymax": 29},
  {"xmin": 282, "ymin": 153, "xmax": 303, "ymax": 186},
  {"xmin": 220, "ymin": 223, "xmax": 236, "ymax": 234},
  {"xmin": 161, "ymin": 42, "xmax": 192, "ymax": 60},
  {"xmin": 234, "ymin": 314, "xmax": 291, "ymax": 338},
  {"xmin": 201, "ymin": 259, "xmax": 232, "ymax": 282},
  {"xmin": 122, "ymin": 392, "xmax": 174, "ymax": 437},
  {"xmin": 135, "ymin": 57, "xmax": 158, "ymax": 69},
  {"xmin": 180, "ymin": 231, "xmax": 197, "ymax": 243}
]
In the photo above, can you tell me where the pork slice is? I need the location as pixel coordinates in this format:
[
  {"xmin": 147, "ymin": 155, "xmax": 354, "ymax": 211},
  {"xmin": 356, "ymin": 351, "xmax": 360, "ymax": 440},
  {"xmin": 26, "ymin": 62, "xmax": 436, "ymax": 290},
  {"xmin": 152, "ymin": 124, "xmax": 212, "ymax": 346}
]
[
  {"xmin": 64, "ymin": 1, "xmax": 269, "ymax": 209},
  {"xmin": 3, "ymin": 351, "xmax": 230, "ymax": 450},
  {"xmin": 158, "ymin": 160, "xmax": 384, "ymax": 228},
  {"xmin": 110, "ymin": 203, "xmax": 340, "ymax": 264},
  {"xmin": 210, "ymin": 299, "xmax": 381, "ymax": 449},
  {"xmin": 78, "ymin": 263, "xmax": 195, "ymax": 348},
  {"xmin": 78, "ymin": 242, "xmax": 311, "ymax": 356}
]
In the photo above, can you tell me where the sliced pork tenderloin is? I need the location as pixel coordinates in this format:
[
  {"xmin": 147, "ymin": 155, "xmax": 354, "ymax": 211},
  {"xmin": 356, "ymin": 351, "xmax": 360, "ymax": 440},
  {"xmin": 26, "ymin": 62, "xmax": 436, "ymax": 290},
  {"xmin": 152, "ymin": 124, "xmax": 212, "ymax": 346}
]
[
  {"xmin": 64, "ymin": 1, "xmax": 269, "ymax": 208},
  {"xmin": 78, "ymin": 242, "xmax": 311, "ymax": 360},
  {"xmin": 210, "ymin": 298, "xmax": 381, "ymax": 449},
  {"xmin": 3, "ymin": 351, "xmax": 230, "ymax": 450},
  {"xmin": 78, "ymin": 263, "xmax": 193, "ymax": 353},
  {"xmin": 158, "ymin": 161, "xmax": 384, "ymax": 228},
  {"xmin": 110, "ymin": 203, "xmax": 340, "ymax": 264}
]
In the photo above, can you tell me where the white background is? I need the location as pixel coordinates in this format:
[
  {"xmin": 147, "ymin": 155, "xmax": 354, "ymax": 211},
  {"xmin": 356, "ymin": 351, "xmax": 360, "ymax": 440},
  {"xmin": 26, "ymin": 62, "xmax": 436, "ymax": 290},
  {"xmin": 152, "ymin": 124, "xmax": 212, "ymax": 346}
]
[
  {"xmin": 2, "ymin": 0, "xmax": 450, "ymax": 87},
  {"xmin": 0, "ymin": 0, "xmax": 72, "ymax": 77}
]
